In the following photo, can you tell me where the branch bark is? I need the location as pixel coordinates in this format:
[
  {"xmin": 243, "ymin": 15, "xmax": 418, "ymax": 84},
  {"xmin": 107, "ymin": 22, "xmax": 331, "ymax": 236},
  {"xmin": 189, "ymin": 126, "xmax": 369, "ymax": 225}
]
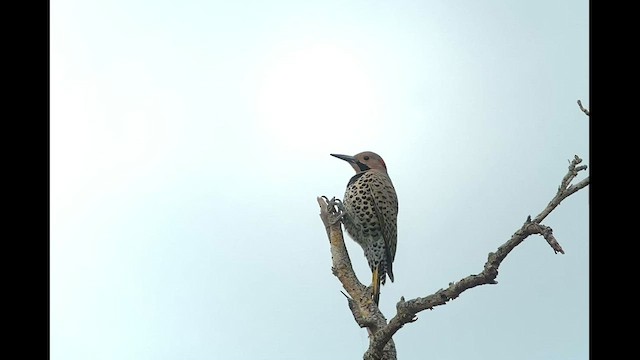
[
  {"xmin": 577, "ymin": 99, "xmax": 590, "ymax": 116},
  {"xmin": 318, "ymin": 156, "xmax": 589, "ymax": 360},
  {"xmin": 316, "ymin": 196, "xmax": 397, "ymax": 360}
]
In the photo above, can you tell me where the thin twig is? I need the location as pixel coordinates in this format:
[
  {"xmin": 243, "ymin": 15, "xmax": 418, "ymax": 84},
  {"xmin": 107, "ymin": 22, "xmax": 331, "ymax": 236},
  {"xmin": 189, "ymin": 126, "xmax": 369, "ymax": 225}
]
[
  {"xmin": 533, "ymin": 155, "xmax": 589, "ymax": 224},
  {"xmin": 577, "ymin": 99, "xmax": 590, "ymax": 116}
]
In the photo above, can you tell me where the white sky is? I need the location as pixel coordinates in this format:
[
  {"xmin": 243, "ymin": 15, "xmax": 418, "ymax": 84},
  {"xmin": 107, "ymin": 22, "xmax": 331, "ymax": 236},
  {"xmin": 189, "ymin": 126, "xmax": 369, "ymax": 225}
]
[{"xmin": 51, "ymin": 1, "xmax": 589, "ymax": 359}]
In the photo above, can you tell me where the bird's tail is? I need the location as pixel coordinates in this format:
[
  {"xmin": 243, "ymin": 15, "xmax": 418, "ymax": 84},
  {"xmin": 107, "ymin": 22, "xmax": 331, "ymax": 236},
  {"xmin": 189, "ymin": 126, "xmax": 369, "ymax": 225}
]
[{"xmin": 372, "ymin": 266, "xmax": 381, "ymax": 305}]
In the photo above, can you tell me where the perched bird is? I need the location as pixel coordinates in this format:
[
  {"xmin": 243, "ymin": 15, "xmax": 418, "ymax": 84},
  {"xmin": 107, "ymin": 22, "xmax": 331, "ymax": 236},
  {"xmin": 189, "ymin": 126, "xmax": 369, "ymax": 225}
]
[{"xmin": 331, "ymin": 151, "xmax": 398, "ymax": 305}]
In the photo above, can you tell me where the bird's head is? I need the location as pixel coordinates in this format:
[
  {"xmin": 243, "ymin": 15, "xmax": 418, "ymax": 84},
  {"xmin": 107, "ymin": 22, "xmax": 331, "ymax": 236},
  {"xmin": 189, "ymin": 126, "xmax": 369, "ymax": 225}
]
[{"xmin": 330, "ymin": 151, "xmax": 388, "ymax": 174}]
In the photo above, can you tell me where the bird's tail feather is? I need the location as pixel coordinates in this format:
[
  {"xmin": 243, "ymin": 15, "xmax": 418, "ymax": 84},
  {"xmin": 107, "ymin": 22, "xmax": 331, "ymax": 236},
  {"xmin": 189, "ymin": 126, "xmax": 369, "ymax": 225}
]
[{"xmin": 372, "ymin": 266, "xmax": 381, "ymax": 305}]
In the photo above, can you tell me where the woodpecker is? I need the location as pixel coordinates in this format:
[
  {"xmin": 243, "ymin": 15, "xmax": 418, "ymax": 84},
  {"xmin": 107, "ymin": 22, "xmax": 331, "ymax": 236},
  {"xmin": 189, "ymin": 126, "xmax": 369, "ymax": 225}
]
[{"xmin": 331, "ymin": 151, "xmax": 398, "ymax": 305}]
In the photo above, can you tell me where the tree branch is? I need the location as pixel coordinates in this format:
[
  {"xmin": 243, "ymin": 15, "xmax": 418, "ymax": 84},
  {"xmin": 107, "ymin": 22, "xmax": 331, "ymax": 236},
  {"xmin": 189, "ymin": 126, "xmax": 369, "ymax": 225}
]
[
  {"xmin": 577, "ymin": 99, "xmax": 590, "ymax": 116},
  {"xmin": 533, "ymin": 155, "xmax": 589, "ymax": 224},
  {"xmin": 316, "ymin": 196, "xmax": 367, "ymax": 299},
  {"xmin": 363, "ymin": 156, "xmax": 588, "ymax": 359},
  {"xmin": 318, "ymin": 153, "xmax": 588, "ymax": 360},
  {"xmin": 317, "ymin": 196, "xmax": 397, "ymax": 360}
]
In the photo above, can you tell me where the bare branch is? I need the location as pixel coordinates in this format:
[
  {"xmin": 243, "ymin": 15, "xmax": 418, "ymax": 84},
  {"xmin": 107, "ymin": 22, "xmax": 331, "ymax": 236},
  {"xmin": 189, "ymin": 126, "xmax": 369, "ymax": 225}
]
[
  {"xmin": 361, "ymin": 155, "xmax": 588, "ymax": 357},
  {"xmin": 319, "ymin": 153, "xmax": 588, "ymax": 360},
  {"xmin": 316, "ymin": 196, "xmax": 367, "ymax": 297},
  {"xmin": 533, "ymin": 155, "xmax": 589, "ymax": 224},
  {"xmin": 577, "ymin": 99, "xmax": 590, "ymax": 116},
  {"xmin": 317, "ymin": 196, "xmax": 397, "ymax": 360},
  {"xmin": 528, "ymin": 223, "xmax": 564, "ymax": 254},
  {"xmin": 320, "ymin": 156, "xmax": 589, "ymax": 360},
  {"xmin": 365, "ymin": 219, "xmax": 560, "ymax": 355}
]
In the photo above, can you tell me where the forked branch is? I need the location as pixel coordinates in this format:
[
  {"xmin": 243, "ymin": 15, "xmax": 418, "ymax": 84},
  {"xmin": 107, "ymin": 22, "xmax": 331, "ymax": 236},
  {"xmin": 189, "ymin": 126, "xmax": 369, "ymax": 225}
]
[{"xmin": 318, "ymin": 149, "xmax": 588, "ymax": 360}]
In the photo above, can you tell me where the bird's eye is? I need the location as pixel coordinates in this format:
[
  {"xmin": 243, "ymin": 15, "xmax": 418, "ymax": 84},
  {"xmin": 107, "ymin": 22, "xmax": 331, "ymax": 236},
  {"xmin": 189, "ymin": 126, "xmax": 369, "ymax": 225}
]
[{"xmin": 363, "ymin": 156, "xmax": 370, "ymax": 161}]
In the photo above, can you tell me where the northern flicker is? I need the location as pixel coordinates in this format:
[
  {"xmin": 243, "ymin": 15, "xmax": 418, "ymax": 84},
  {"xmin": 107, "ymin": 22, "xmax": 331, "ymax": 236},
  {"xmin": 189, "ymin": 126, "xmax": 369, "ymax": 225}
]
[{"xmin": 331, "ymin": 151, "xmax": 398, "ymax": 305}]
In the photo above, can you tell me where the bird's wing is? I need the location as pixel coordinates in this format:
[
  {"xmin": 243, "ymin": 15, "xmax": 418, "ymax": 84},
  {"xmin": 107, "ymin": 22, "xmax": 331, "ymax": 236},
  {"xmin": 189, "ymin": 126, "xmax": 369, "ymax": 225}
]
[{"xmin": 368, "ymin": 173, "xmax": 398, "ymax": 282}]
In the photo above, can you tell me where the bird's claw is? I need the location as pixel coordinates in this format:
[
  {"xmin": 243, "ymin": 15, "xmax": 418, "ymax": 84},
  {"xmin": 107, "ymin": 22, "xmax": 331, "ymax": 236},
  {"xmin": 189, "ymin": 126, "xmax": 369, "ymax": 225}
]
[{"xmin": 325, "ymin": 196, "xmax": 345, "ymax": 225}]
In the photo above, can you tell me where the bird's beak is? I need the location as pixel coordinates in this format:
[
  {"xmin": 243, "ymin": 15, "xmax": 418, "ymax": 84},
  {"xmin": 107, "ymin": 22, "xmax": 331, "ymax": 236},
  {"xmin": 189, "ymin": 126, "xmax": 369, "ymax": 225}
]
[{"xmin": 330, "ymin": 153, "xmax": 356, "ymax": 164}]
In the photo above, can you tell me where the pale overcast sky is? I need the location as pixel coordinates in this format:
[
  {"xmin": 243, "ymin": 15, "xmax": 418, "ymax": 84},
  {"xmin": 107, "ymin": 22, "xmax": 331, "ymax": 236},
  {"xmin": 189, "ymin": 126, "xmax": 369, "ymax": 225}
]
[{"xmin": 51, "ymin": 1, "xmax": 589, "ymax": 359}]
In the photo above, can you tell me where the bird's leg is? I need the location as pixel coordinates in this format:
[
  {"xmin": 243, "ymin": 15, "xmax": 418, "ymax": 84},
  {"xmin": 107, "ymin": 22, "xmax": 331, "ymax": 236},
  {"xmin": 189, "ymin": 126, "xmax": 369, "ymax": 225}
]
[{"xmin": 324, "ymin": 196, "xmax": 346, "ymax": 225}]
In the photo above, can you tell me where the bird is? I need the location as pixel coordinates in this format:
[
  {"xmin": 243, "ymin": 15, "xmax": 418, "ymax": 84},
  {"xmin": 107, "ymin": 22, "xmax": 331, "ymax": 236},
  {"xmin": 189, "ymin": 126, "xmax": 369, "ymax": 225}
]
[{"xmin": 330, "ymin": 151, "xmax": 398, "ymax": 305}]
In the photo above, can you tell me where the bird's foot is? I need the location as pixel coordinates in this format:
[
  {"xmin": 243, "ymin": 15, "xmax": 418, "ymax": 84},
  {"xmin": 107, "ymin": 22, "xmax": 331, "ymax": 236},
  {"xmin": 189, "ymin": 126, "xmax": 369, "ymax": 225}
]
[{"xmin": 323, "ymin": 196, "xmax": 345, "ymax": 225}]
